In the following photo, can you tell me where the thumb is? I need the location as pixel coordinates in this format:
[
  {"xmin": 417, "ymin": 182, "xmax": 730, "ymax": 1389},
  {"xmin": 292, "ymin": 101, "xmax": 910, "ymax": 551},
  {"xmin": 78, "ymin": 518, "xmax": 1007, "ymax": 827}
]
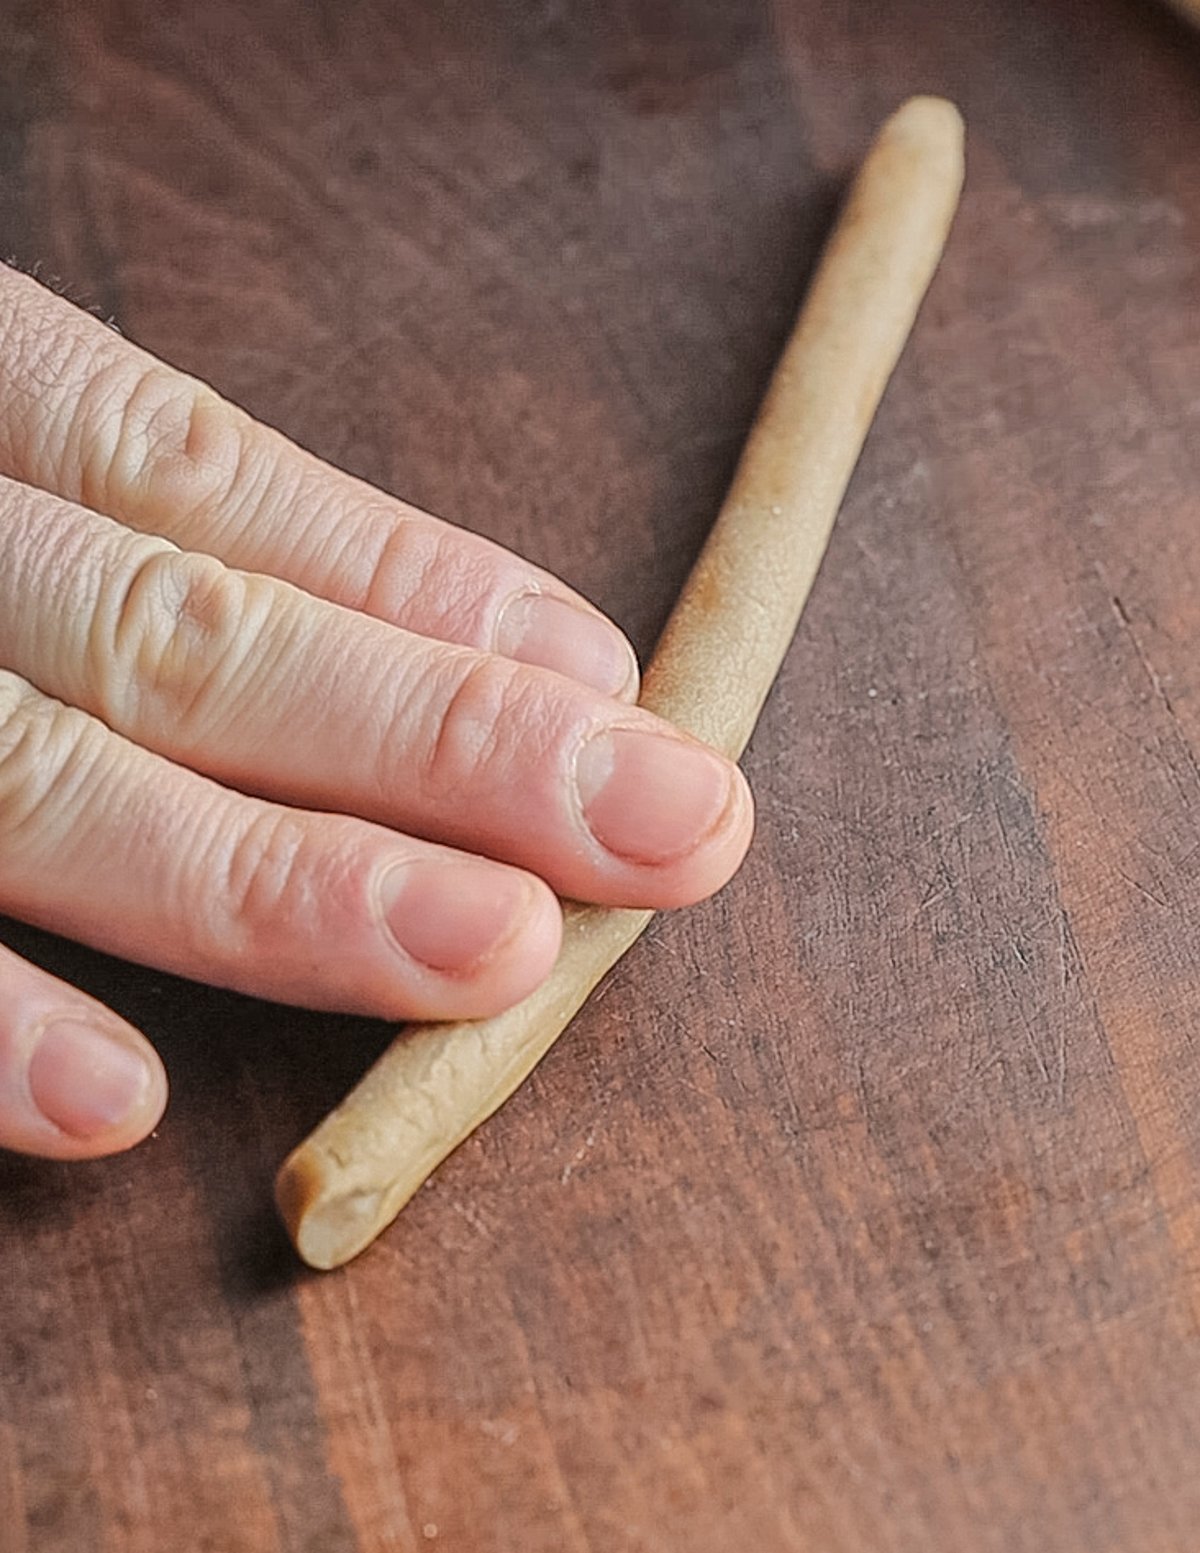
[{"xmin": 0, "ymin": 939, "xmax": 166, "ymax": 1159}]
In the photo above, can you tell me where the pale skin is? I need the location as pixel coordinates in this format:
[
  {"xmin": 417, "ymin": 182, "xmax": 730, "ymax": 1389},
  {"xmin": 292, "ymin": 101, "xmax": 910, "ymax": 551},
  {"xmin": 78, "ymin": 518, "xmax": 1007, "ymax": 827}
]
[{"xmin": 0, "ymin": 263, "xmax": 754, "ymax": 1162}]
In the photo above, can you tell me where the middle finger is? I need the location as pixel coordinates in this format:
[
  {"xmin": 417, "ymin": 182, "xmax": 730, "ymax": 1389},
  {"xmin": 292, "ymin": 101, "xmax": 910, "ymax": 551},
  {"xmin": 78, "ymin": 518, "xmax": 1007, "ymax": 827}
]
[{"xmin": 1, "ymin": 480, "xmax": 753, "ymax": 908}]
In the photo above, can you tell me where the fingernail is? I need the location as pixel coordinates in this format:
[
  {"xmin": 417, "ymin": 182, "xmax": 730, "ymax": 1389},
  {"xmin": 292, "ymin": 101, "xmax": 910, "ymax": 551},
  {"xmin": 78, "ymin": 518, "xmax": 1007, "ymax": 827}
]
[
  {"xmin": 28, "ymin": 1021, "xmax": 151, "ymax": 1139},
  {"xmin": 576, "ymin": 728, "xmax": 740, "ymax": 865},
  {"xmin": 497, "ymin": 592, "xmax": 638, "ymax": 697},
  {"xmin": 380, "ymin": 859, "xmax": 533, "ymax": 974}
]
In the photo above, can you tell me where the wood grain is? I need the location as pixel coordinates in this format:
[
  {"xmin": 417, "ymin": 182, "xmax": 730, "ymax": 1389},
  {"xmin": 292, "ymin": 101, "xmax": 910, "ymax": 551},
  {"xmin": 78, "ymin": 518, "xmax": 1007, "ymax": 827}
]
[{"xmin": 4, "ymin": 0, "xmax": 1200, "ymax": 1548}]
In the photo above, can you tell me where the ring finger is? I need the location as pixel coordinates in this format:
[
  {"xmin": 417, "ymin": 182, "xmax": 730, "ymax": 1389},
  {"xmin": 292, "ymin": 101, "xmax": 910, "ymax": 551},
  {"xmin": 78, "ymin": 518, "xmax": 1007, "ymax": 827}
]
[
  {"xmin": 0, "ymin": 483, "xmax": 754, "ymax": 909},
  {"xmin": 0, "ymin": 670, "xmax": 563, "ymax": 1022}
]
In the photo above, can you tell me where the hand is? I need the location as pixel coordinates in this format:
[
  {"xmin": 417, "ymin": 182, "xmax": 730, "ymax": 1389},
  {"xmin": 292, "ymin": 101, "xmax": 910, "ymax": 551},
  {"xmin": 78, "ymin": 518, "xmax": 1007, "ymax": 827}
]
[{"xmin": 0, "ymin": 265, "xmax": 753, "ymax": 1162}]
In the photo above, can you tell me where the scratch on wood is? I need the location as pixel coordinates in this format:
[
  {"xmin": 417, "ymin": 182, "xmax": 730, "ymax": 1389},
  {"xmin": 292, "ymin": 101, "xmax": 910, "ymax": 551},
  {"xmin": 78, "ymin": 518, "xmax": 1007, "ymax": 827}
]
[
  {"xmin": 1055, "ymin": 909, "xmax": 1070, "ymax": 1103},
  {"xmin": 996, "ymin": 956, "xmax": 1052, "ymax": 1088},
  {"xmin": 1106, "ymin": 585, "xmax": 1180, "ymax": 730},
  {"xmin": 1115, "ymin": 866, "xmax": 1172, "ymax": 912}
]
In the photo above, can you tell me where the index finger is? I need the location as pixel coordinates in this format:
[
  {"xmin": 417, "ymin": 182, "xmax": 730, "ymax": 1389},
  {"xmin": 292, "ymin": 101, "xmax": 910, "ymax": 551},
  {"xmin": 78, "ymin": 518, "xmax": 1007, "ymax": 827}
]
[{"xmin": 0, "ymin": 264, "xmax": 639, "ymax": 699}]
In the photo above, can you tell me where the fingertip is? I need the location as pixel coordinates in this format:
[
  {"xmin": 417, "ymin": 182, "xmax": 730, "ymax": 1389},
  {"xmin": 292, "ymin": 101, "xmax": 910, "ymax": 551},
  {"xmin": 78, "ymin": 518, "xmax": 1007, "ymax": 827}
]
[
  {"xmin": 378, "ymin": 856, "xmax": 564, "ymax": 1021},
  {"xmin": 508, "ymin": 870, "xmax": 566, "ymax": 990},
  {"xmin": 711, "ymin": 763, "xmax": 756, "ymax": 892},
  {"xmin": 21, "ymin": 1017, "xmax": 168, "ymax": 1160},
  {"xmin": 570, "ymin": 719, "xmax": 755, "ymax": 904},
  {"xmin": 617, "ymin": 651, "xmax": 642, "ymax": 703},
  {"xmin": 569, "ymin": 746, "xmax": 754, "ymax": 911},
  {"xmin": 117, "ymin": 1034, "xmax": 170, "ymax": 1151},
  {"xmin": 639, "ymin": 758, "xmax": 756, "ymax": 909},
  {"xmin": 464, "ymin": 869, "xmax": 565, "ymax": 1014},
  {"xmin": 497, "ymin": 590, "xmax": 640, "ymax": 700}
]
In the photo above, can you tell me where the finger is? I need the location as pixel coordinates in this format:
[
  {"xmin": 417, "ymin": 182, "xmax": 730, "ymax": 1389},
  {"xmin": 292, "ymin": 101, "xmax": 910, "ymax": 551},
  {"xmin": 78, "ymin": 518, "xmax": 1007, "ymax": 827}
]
[
  {"xmin": 0, "ymin": 938, "xmax": 166, "ymax": 1160},
  {"xmin": 0, "ymin": 486, "xmax": 754, "ymax": 909},
  {"xmin": 0, "ymin": 264, "xmax": 639, "ymax": 699},
  {"xmin": 0, "ymin": 671, "xmax": 563, "ymax": 1021}
]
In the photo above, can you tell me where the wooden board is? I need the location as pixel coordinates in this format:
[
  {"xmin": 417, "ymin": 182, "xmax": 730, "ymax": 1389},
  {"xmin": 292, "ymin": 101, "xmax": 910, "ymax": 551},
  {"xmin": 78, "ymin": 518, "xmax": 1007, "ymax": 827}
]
[{"xmin": 4, "ymin": 0, "xmax": 1200, "ymax": 1547}]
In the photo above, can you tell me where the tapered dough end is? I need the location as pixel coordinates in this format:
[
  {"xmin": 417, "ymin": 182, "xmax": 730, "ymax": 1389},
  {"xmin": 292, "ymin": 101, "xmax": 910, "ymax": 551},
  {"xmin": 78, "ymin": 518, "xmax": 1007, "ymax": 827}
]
[
  {"xmin": 886, "ymin": 94, "xmax": 965, "ymax": 145},
  {"xmin": 882, "ymin": 96, "xmax": 965, "ymax": 182}
]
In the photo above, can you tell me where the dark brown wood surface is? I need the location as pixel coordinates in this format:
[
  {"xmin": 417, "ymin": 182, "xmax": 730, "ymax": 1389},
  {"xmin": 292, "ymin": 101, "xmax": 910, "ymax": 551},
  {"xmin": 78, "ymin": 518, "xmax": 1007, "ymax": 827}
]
[{"xmin": 3, "ymin": 1, "xmax": 1200, "ymax": 1548}]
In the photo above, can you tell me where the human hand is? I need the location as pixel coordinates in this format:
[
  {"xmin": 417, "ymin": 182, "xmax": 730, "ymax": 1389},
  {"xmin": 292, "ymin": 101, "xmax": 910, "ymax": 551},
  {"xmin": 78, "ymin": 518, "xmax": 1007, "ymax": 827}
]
[{"xmin": 0, "ymin": 266, "xmax": 753, "ymax": 1161}]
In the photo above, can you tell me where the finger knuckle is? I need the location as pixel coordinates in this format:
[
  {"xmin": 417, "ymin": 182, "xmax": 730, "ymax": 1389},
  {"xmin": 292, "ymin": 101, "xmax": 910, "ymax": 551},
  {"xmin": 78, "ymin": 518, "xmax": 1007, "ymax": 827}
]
[
  {"xmin": 212, "ymin": 809, "xmax": 360, "ymax": 961},
  {"xmin": 75, "ymin": 359, "xmax": 259, "ymax": 530},
  {"xmin": 95, "ymin": 544, "xmax": 263, "ymax": 736},
  {"xmin": 218, "ymin": 809, "xmax": 309, "ymax": 952},
  {"xmin": 0, "ymin": 674, "xmax": 103, "ymax": 856},
  {"xmin": 414, "ymin": 653, "xmax": 538, "ymax": 801},
  {"xmin": 0, "ymin": 267, "xmax": 268, "ymax": 527},
  {"xmin": 357, "ymin": 511, "xmax": 441, "ymax": 614},
  {"xmin": 361, "ymin": 517, "xmax": 500, "ymax": 643}
]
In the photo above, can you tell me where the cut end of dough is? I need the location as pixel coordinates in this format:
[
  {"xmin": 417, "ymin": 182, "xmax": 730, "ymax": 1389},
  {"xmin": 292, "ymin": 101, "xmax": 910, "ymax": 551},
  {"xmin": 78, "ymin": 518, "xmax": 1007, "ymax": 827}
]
[
  {"xmin": 276, "ymin": 1150, "xmax": 386, "ymax": 1270},
  {"xmin": 298, "ymin": 1193, "xmax": 386, "ymax": 1271}
]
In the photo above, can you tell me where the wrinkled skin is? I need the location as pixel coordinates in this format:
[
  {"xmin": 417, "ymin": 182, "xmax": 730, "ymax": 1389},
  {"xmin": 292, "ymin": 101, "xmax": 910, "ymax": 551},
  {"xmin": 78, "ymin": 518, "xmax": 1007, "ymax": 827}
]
[{"xmin": 0, "ymin": 266, "xmax": 753, "ymax": 1161}]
